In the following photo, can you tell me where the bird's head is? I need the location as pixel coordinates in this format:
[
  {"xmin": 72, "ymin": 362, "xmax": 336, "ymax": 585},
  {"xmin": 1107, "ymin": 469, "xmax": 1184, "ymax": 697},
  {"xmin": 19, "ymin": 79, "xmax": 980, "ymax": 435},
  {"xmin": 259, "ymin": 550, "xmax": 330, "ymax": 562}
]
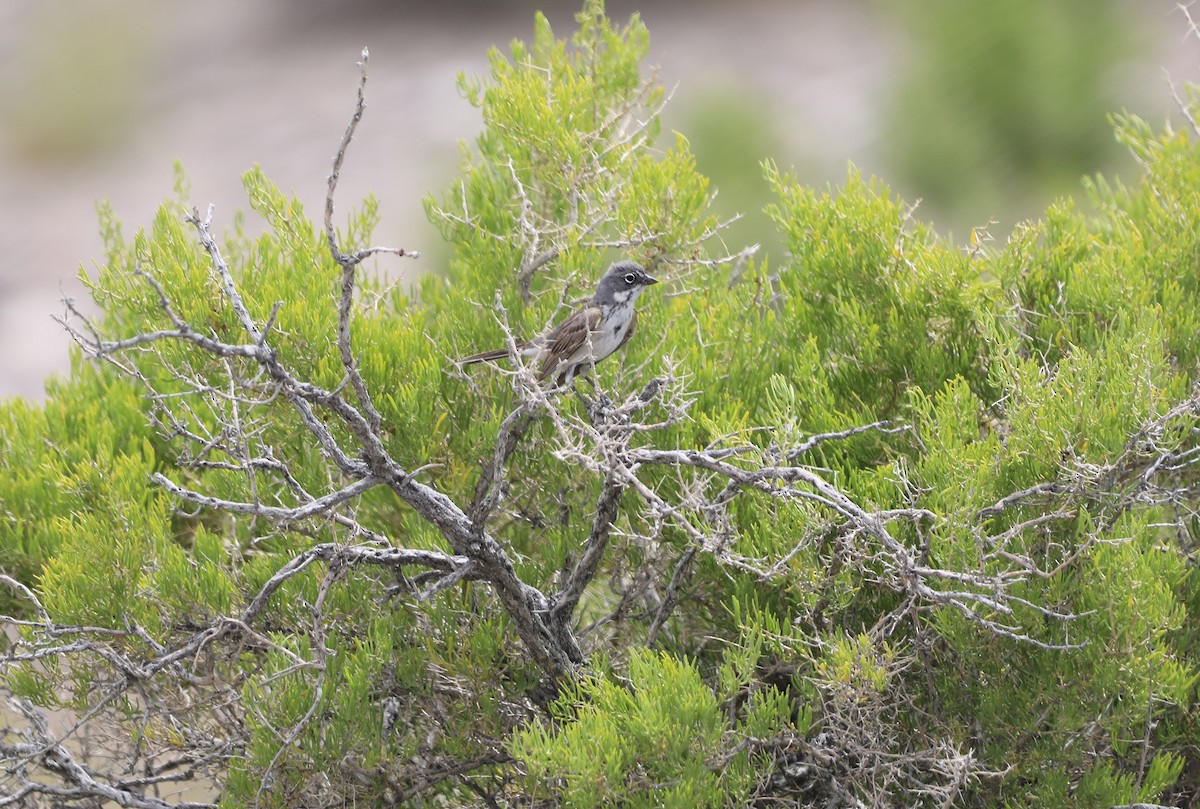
[{"xmin": 594, "ymin": 260, "xmax": 657, "ymax": 305}]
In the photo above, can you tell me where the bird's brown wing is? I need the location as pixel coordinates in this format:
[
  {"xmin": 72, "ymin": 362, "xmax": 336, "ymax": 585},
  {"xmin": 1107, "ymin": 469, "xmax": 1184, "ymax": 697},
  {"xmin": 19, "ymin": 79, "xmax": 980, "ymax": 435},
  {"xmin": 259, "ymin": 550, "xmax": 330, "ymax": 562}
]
[{"xmin": 538, "ymin": 305, "xmax": 601, "ymax": 380}]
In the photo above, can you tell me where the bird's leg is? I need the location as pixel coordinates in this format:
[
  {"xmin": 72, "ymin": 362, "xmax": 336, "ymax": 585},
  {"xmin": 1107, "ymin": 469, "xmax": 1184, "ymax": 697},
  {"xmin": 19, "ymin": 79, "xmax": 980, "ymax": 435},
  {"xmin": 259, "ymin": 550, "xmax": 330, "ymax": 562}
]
[{"xmin": 574, "ymin": 376, "xmax": 614, "ymax": 424}]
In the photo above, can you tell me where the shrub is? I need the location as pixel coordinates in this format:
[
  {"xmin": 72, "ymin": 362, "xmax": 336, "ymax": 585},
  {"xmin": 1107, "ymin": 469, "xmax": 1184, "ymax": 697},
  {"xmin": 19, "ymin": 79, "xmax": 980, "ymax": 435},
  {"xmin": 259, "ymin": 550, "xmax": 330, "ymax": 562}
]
[{"xmin": 2, "ymin": 3, "xmax": 1198, "ymax": 807}]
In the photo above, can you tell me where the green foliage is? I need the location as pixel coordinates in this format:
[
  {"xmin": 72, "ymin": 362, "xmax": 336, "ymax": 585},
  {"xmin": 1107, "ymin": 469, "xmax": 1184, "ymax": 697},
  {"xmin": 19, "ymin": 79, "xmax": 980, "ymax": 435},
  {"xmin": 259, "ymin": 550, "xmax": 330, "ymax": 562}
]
[
  {"xmin": 765, "ymin": 162, "xmax": 999, "ymax": 417},
  {"xmin": 0, "ymin": 362, "xmax": 162, "ymax": 614},
  {"xmin": 511, "ymin": 650, "xmax": 780, "ymax": 807}
]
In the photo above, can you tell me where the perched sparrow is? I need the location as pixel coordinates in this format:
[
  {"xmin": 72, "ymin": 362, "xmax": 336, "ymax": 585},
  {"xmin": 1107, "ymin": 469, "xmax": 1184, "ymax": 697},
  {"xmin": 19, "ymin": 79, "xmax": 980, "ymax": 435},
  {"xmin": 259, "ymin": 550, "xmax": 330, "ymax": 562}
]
[{"xmin": 460, "ymin": 260, "xmax": 658, "ymax": 386}]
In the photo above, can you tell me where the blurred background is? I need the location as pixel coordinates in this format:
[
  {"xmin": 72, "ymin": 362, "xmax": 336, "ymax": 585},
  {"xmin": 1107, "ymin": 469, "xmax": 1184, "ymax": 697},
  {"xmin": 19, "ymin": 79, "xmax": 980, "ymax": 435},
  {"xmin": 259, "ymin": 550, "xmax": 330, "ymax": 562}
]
[{"xmin": 0, "ymin": 0, "xmax": 1191, "ymax": 399}]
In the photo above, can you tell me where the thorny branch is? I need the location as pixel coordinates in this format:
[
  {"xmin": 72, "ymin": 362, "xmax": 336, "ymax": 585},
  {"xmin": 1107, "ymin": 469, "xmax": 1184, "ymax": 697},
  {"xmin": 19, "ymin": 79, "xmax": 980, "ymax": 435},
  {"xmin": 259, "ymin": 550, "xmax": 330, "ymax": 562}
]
[{"xmin": 325, "ymin": 48, "xmax": 416, "ymax": 435}]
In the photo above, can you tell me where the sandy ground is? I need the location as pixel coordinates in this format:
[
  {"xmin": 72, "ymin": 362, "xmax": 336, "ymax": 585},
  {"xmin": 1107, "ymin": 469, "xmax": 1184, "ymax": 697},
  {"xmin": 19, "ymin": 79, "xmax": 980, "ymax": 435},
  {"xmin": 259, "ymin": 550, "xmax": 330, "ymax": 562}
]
[{"xmin": 0, "ymin": 0, "xmax": 1191, "ymax": 400}]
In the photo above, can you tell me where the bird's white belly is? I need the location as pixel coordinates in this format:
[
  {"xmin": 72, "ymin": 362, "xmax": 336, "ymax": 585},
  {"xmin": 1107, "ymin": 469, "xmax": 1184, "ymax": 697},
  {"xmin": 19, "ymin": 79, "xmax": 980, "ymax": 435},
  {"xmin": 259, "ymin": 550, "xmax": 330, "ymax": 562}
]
[{"xmin": 575, "ymin": 309, "xmax": 632, "ymax": 364}]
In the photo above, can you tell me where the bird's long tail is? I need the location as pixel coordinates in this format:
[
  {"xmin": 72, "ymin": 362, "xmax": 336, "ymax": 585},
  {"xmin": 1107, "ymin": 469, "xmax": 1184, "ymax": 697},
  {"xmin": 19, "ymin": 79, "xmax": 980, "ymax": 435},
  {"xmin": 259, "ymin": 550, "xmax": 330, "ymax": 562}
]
[{"xmin": 459, "ymin": 348, "xmax": 513, "ymax": 365}]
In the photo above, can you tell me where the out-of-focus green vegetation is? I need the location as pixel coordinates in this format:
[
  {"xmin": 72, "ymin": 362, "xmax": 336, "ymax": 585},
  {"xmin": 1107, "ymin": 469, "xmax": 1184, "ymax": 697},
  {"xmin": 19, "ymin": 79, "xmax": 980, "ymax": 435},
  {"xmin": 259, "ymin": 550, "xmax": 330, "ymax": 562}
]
[
  {"xmin": 0, "ymin": 4, "xmax": 153, "ymax": 161},
  {"xmin": 883, "ymin": 0, "xmax": 1145, "ymax": 232},
  {"xmin": 677, "ymin": 0, "xmax": 1153, "ymax": 250},
  {"xmin": 674, "ymin": 86, "xmax": 789, "ymax": 261}
]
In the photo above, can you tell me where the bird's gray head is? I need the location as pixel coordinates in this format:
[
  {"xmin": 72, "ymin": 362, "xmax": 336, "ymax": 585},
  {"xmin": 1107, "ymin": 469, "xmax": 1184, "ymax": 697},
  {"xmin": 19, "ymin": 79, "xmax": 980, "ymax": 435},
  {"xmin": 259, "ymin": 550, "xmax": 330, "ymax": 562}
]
[{"xmin": 593, "ymin": 260, "xmax": 657, "ymax": 305}]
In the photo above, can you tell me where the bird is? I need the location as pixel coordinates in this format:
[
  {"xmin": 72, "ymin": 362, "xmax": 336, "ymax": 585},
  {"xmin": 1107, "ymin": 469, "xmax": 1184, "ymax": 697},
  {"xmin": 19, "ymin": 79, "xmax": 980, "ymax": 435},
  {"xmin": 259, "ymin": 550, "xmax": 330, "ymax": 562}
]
[{"xmin": 460, "ymin": 260, "xmax": 658, "ymax": 386}]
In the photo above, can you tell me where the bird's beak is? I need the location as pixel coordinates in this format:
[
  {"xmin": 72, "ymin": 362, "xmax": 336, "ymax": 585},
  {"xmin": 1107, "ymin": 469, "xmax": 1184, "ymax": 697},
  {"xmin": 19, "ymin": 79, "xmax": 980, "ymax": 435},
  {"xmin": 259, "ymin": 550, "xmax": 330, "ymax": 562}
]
[{"xmin": 644, "ymin": 274, "xmax": 658, "ymax": 286}]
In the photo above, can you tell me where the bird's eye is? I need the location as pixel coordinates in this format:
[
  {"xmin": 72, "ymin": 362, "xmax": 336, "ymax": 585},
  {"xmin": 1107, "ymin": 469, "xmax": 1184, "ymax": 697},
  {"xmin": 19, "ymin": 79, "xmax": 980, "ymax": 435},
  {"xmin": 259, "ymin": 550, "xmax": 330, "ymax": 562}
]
[{"xmin": 623, "ymin": 273, "xmax": 636, "ymax": 285}]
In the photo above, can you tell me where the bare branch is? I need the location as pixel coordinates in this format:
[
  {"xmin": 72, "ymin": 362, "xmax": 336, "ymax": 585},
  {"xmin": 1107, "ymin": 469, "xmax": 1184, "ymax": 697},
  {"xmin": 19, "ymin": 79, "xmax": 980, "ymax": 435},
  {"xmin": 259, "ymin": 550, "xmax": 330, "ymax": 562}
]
[
  {"xmin": 785, "ymin": 420, "xmax": 909, "ymax": 461},
  {"xmin": 470, "ymin": 403, "xmax": 537, "ymax": 528},
  {"xmin": 1, "ymin": 700, "xmax": 215, "ymax": 809},
  {"xmin": 645, "ymin": 543, "xmax": 698, "ymax": 646},
  {"xmin": 323, "ymin": 47, "xmax": 418, "ymax": 436},
  {"xmin": 153, "ymin": 472, "xmax": 382, "ymax": 524},
  {"xmin": 552, "ymin": 471, "xmax": 627, "ymax": 623},
  {"xmin": 186, "ymin": 205, "xmax": 264, "ymax": 343},
  {"xmin": 241, "ymin": 542, "xmax": 471, "ymax": 625}
]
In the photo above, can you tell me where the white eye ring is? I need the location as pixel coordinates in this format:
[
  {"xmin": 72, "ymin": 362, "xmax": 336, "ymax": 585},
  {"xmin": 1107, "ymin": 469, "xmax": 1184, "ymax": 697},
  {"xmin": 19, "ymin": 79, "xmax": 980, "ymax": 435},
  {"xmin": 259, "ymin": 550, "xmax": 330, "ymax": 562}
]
[{"xmin": 623, "ymin": 273, "xmax": 637, "ymax": 284}]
